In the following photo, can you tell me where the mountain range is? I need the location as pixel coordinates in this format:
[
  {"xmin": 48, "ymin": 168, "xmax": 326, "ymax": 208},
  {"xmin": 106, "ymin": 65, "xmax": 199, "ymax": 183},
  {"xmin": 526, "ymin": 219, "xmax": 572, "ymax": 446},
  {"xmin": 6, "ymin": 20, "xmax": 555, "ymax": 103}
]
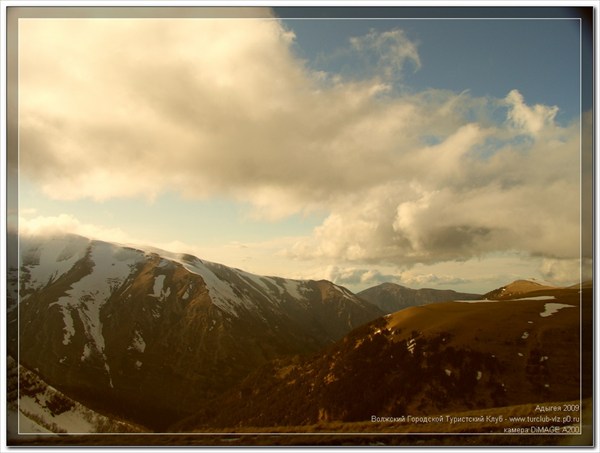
[
  {"xmin": 6, "ymin": 233, "xmax": 591, "ymax": 440},
  {"xmin": 357, "ymin": 282, "xmax": 481, "ymax": 313}
]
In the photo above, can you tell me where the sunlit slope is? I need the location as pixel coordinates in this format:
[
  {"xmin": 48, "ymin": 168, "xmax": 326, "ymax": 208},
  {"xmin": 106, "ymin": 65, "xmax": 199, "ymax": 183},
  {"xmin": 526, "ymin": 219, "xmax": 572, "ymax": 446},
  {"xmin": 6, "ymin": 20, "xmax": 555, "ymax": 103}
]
[
  {"xmin": 482, "ymin": 279, "xmax": 559, "ymax": 300},
  {"xmin": 184, "ymin": 284, "xmax": 589, "ymax": 429}
]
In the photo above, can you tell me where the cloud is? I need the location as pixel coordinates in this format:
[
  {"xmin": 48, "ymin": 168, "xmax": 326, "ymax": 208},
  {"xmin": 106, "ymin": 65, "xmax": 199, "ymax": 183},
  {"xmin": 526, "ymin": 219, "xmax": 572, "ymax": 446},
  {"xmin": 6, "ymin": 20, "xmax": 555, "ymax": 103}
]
[
  {"xmin": 397, "ymin": 273, "xmax": 471, "ymax": 288},
  {"xmin": 349, "ymin": 28, "xmax": 421, "ymax": 80},
  {"xmin": 540, "ymin": 258, "xmax": 593, "ymax": 284},
  {"xmin": 20, "ymin": 16, "xmax": 310, "ymax": 202},
  {"xmin": 19, "ymin": 17, "xmax": 582, "ymax": 270},
  {"xmin": 287, "ymin": 93, "xmax": 581, "ymax": 267},
  {"xmin": 298, "ymin": 265, "xmax": 482, "ymax": 292},
  {"xmin": 315, "ymin": 265, "xmax": 400, "ymax": 287},
  {"xmin": 320, "ymin": 266, "xmax": 470, "ymax": 290},
  {"xmin": 505, "ymin": 89, "xmax": 559, "ymax": 136},
  {"xmin": 19, "ymin": 214, "xmax": 132, "ymax": 244},
  {"xmin": 18, "ymin": 19, "xmax": 452, "ymax": 213}
]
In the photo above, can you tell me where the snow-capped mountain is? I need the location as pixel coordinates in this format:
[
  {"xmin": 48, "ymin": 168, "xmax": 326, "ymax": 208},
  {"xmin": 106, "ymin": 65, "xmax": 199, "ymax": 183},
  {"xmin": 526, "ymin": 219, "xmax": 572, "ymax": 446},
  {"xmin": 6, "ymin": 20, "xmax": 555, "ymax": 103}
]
[{"xmin": 8, "ymin": 234, "xmax": 383, "ymax": 430}]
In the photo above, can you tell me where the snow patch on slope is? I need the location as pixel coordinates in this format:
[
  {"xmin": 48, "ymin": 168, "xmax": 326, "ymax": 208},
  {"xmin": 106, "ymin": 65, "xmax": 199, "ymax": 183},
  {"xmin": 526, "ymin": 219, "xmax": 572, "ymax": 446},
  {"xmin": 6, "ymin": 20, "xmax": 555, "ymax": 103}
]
[
  {"xmin": 129, "ymin": 330, "xmax": 146, "ymax": 353},
  {"xmin": 455, "ymin": 299, "xmax": 499, "ymax": 303},
  {"xmin": 14, "ymin": 365, "xmax": 141, "ymax": 434},
  {"xmin": 151, "ymin": 275, "xmax": 165, "ymax": 298},
  {"xmin": 7, "ymin": 408, "xmax": 54, "ymax": 437},
  {"xmin": 332, "ymin": 284, "xmax": 356, "ymax": 300},
  {"xmin": 48, "ymin": 241, "xmax": 143, "ymax": 386},
  {"xmin": 168, "ymin": 254, "xmax": 300, "ymax": 317},
  {"xmin": 540, "ymin": 303, "xmax": 576, "ymax": 318},
  {"xmin": 238, "ymin": 270, "xmax": 275, "ymax": 295},
  {"xmin": 515, "ymin": 296, "xmax": 557, "ymax": 301},
  {"xmin": 60, "ymin": 308, "xmax": 76, "ymax": 345},
  {"xmin": 149, "ymin": 275, "xmax": 171, "ymax": 301},
  {"xmin": 282, "ymin": 279, "xmax": 309, "ymax": 300},
  {"xmin": 81, "ymin": 343, "xmax": 92, "ymax": 362},
  {"xmin": 180, "ymin": 260, "xmax": 252, "ymax": 316},
  {"xmin": 20, "ymin": 395, "xmax": 97, "ymax": 433}
]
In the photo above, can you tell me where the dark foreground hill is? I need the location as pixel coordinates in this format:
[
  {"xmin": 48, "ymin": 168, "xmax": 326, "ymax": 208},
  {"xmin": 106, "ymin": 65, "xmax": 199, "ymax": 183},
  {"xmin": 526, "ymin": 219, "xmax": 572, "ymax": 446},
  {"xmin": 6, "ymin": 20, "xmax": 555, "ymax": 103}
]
[{"xmin": 178, "ymin": 283, "xmax": 591, "ymax": 430}]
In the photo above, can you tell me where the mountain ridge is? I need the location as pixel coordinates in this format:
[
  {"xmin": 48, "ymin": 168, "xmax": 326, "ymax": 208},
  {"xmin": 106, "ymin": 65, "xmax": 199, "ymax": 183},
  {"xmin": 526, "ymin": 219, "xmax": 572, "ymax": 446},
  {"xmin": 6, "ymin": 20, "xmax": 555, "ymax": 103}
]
[
  {"xmin": 10, "ymin": 233, "xmax": 383, "ymax": 429},
  {"xmin": 357, "ymin": 282, "xmax": 481, "ymax": 314},
  {"xmin": 8, "ymin": 233, "xmax": 589, "ymax": 435}
]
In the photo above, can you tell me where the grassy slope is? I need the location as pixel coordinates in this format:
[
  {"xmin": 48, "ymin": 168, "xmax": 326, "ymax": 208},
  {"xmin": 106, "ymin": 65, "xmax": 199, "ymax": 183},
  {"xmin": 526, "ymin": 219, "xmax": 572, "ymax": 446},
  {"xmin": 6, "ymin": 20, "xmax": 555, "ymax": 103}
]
[{"xmin": 178, "ymin": 285, "xmax": 587, "ymax": 430}]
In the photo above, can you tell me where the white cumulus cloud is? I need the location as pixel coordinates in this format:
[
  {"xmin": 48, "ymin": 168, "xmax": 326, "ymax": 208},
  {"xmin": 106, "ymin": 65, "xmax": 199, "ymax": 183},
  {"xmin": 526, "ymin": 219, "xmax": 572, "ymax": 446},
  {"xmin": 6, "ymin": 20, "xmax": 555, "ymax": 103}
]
[
  {"xmin": 505, "ymin": 89, "xmax": 559, "ymax": 136},
  {"xmin": 349, "ymin": 28, "xmax": 421, "ymax": 80},
  {"xmin": 18, "ymin": 17, "xmax": 584, "ymax": 275}
]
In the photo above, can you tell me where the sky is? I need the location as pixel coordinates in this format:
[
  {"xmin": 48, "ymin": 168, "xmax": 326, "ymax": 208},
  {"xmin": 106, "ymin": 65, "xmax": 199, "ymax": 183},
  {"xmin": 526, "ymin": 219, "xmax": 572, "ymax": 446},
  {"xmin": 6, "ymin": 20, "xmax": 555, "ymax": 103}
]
[{"xmin": 12, "ymin": 7, "xmax": 591, "ymax": 293}]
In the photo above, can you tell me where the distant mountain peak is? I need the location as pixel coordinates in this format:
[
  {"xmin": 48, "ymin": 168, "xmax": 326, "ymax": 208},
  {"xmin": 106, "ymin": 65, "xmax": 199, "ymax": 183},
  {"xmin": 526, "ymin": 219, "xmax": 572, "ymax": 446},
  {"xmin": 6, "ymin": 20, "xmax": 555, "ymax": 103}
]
[
  {"xmin": 483, "ymin": 279, "xmax": 558, "ymax": 300},
  {"xmin": 357, "ymin": 282, "xmax": 481, "ymax": 314}
]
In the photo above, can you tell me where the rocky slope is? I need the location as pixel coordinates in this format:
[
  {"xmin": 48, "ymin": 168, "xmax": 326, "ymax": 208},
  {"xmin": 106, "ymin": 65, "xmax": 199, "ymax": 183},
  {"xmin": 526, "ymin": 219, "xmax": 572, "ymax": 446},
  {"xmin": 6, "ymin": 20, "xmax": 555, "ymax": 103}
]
[
  {"xmin": 181, "ymin": 283, "xmax": 590, "ymax": 429},
  {"xmin": 357, "ymin": 282, "xmax": 481, "ymax": 314},
  {"xmin": 9, "ymin": 234, "xmax": 383, "ymax": 430}
]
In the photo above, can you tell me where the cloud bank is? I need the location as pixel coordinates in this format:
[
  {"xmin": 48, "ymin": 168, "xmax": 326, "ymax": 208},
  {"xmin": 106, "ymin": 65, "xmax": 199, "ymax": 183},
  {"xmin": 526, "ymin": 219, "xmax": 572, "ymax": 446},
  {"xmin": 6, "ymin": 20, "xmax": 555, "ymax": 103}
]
[{"xmin": 19, "ymin": 16, "xmax": 583, "ymax": 274}]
